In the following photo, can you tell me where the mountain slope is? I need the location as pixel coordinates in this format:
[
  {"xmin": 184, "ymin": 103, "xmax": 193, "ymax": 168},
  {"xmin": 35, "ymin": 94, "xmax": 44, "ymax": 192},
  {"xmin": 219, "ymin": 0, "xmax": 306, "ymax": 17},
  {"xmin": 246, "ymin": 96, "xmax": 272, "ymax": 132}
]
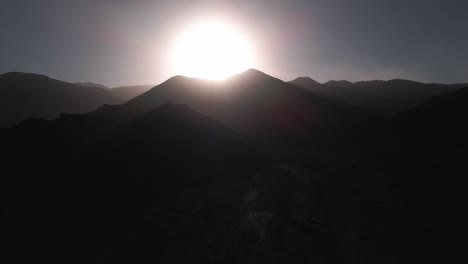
[
  {"xmin": 397, "ymin": 86, "xmax": 468, "ymax": 136},
  {"xmin": 289, "ymin": 77, "xmax": 323, "ymax": 92},
  {"xmin": 323, "ymin": 86, "xmax": 468, "ymax": 263},
  {"xmin": 0, "ymin": 72, "xmax": 123, "ymax": 127},
  {"xmin": 1, "ymin": 104, "xmax": 341, "ymax": 263},
  {"xmin": 91, "ymin": 69, "xmax": 374, "ymax": 148},
  {"xmin": 109, "ymin": 84, "xmax": 154, "ymax": 101},
  {"xmin": 74, "ymin": 81, "xmax": 110, "ymax": 90}
]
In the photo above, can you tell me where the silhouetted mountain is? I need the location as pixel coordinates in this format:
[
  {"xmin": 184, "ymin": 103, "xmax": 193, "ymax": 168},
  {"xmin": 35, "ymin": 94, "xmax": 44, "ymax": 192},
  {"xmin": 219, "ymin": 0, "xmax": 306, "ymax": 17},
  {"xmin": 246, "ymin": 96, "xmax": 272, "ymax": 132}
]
[
  {"xmin": 92, "ymin": 69, "xmax": 375, "ymax": 150},
  {"xmin": 2, "ymin": 69, "xmax": 466, "ymax": 263},
  {"xmin": 397, "ymin": 86, "xmax": 468, "ymax": 135},
  {"xmin": 1, "ymin": 102, "xmax": 345, "ymax": 264},
  {"xmin": 0, "ymin": 72, "xmax": 123, "ymax": 127},
  {"xmin": 74, "ymin": 81, "xmax": 110, "ymax": 90},
  {"xmin": 322, "ymin": 87, "xmax": 468, "ymax": 263},
  {"xmin": 323, "ymin": 80, "xmax": 353, "ymax": 88},
  {"xmin": 290, "ymin": 77, "xmax": 322, "ymax": 91},
  {"xmin": 290, "ymin": 77, "xmax": 467, "ymax": 114},
  {"xmin": 109, "ymin": 84, "xmax": 154, "ymax": 101}
]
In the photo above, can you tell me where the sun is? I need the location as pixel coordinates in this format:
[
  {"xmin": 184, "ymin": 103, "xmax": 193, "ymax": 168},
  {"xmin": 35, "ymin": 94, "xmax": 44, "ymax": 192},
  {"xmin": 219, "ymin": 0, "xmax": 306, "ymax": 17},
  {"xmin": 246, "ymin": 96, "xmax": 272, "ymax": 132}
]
[{"xmin": 169, "ymin": 20, "xmax": 256, "ymax": 80}]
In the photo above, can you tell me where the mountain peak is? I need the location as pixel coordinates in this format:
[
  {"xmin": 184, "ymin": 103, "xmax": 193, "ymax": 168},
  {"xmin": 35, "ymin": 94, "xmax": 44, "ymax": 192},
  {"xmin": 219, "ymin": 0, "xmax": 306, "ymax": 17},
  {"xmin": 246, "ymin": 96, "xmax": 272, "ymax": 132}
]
[
  {"xmin": 293, "ymin": 76, "xmax": 320, "ymax": 82},
  {"xmin": 239, "ymin": 68, "xmax": 271, "ymax": 78},
  {"xmin": 387, "ymin": 79, "xmax": 421, "ymax": 85},
  {"xmin": 290, "ymin": 77, "xmax": 322, "ymax": 86},
  {"xmin": 244, "ymin": 68, "xmax": 265, "ymax": 74},
  {"xmin": 162, "ymin": 75, "xmax": 212, "ymax": 86},
  {"xmin": 166, "ymin": 74, "xmax": 191, "ymax": 81},
  {"xmin": 227, "ymin": 68, "xmax": 284, "ymax": 85}
]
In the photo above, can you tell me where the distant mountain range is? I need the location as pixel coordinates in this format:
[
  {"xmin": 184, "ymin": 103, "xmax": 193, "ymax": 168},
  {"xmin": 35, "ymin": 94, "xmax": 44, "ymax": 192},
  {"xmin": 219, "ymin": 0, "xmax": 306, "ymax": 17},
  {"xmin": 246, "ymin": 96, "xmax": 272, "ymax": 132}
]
[
  {"xmin": 1, "ymin": 70, "xmax": 465, "ymax": 127},
  {"xmin": 290, "ymin": 76, "xmax": 467, "ymax": 114},
  {"xmin": 0, "ymin": 73, "xmax": 158, "ymax": 127}
]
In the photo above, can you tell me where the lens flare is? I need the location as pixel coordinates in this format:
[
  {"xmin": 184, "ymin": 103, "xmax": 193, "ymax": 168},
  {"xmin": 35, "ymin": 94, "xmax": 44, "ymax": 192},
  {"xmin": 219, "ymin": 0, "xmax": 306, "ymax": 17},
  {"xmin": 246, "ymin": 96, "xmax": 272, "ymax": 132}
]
[{"xmin": 169, "ymin": 20, "xmax": 255, "ymax": 80}]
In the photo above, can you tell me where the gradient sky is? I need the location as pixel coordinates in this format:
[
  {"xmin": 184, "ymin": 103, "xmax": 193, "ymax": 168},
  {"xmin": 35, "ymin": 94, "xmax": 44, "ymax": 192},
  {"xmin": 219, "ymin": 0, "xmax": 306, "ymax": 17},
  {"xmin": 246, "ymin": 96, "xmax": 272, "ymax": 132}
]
[{"xmin": 1, "ymin": 0, "xmax": 467, "ymax": 86}]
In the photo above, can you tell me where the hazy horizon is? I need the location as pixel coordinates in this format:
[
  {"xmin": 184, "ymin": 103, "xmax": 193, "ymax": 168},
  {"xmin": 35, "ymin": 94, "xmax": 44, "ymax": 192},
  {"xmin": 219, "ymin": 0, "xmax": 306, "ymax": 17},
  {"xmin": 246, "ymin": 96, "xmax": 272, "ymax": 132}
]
[
  {"xmin": 1, "ymin": 0, "xmax": 467, "ymax": 87},
  {"xmin": 2, "ymin": 67, "xmax": 468, "ymax": 89}
]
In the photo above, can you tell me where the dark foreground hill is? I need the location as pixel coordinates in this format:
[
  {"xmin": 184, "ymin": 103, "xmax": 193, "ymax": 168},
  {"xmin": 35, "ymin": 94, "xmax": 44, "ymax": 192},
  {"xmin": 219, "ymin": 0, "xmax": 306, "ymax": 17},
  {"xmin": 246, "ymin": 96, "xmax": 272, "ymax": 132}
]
[
  {"xmin": 322, "ymin": 87, "xmax": 468, "ymax": 263},
  {"xmin": 0, "ymin": 72, "xmax": 123, "ymax": 127},
  {"xmin": 290, "ymin": 77, "xmax": 467, "ymax": 114},
  {"xmin": 1, "ymin": 103, "xmax": 345, "ymax": 264}
]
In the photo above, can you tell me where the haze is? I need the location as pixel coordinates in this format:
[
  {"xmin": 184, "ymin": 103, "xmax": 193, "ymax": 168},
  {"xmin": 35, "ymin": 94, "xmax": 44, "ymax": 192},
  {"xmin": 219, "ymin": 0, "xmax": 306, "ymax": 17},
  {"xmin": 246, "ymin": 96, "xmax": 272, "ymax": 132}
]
[{"xmin": 1, "ymin": 0, "xmax": 467, "ymax": 87}]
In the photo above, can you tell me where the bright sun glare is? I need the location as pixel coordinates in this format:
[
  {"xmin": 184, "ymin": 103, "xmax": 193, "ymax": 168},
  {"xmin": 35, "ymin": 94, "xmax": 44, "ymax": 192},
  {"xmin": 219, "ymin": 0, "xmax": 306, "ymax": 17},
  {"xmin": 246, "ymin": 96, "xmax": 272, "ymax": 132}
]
[{"xmin": 170, "ymin": 21, "xmax": 255, "ymax": 80}]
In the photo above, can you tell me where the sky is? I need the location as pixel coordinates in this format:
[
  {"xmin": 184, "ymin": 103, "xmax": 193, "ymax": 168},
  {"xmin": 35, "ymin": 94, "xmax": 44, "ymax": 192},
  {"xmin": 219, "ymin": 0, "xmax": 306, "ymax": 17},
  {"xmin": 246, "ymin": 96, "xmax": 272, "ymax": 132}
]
[{"xmin": 1, "ymin": 0, "xmax": 467, "ymax": 87}]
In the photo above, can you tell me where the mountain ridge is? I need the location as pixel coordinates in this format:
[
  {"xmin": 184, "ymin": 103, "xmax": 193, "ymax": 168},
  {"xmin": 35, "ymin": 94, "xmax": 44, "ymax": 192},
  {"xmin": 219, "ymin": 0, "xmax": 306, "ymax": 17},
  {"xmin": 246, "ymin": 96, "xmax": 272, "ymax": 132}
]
[
  {"xmin": 290, "ymin": 75, "xmax": 467, "ymax": 114},
  {"xmin": 90, "ymin": 68, "xmax": 375, "ymax": 148},
  {"xmin": 74, "ymin": 81, "xmax": 110, "ymax": 90}
]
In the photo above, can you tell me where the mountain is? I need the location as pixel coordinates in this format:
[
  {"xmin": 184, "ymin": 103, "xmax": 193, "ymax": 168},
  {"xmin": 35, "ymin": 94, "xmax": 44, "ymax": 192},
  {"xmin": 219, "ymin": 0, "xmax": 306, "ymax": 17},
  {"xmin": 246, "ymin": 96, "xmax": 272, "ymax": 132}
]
[
  {"xmin": 290, "ymin": 77, "xmax": 467, "ymax": 114},
  {"xmin": 0, "ymin": 70, "xmax": 377, "ymax": 263},
  {"xmin": 76, "ymin": 82, "xmax": 155, "ymax": 102},
  {"xmin": 109, "ymin": 84, "xmax": 154, "ymax": 101},
  {"xmin": 289, "ymin": 77, "xmax": 322, "ymax": 92},
  {"xmin": 1, "ymin": 103, "xmax": 343, "ymax": 263},
  {"xmin": 0, "ymin": 72, "xmax": 123, "ymax": 127},
  {"xmin": 74, "ymin": 81, "xmax": 110, "ymax": 90},
  {"xmin": 1, "ymin": 69, "xmax": 467, "ymax": 263},
  {"xmin": 397, "ymin": 86, "xmax": 468, "ymax": 136},
  {"xmin": 323, "ymin": 80, "xmax": 353, "ymax": 88},
  {"xmin": 322, "ymin": 87, "xmax": 468, "ymax": 263},
  {"xmin": 91, "ymin": 69, "xmax": 375, "ymax": 149}
]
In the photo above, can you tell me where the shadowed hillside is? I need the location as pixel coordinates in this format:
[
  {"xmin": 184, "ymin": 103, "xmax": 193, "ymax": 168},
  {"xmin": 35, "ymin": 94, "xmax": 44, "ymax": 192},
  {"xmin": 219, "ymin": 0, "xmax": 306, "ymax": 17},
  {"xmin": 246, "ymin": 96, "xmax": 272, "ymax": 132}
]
[
  {"xmin": 1, "ymin": 103, "xmax": 345, "ymax": 264},
  {"xmin": 321, "ymin": 87, "xmax": 468, "ymax": 263},
  {"xmin": 109, "ymin": 84, "xmax": 154, "ymax": 101},
  {"xmin": 0, "ymin": 72, "xmax": 123, "ymax": 127}
]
